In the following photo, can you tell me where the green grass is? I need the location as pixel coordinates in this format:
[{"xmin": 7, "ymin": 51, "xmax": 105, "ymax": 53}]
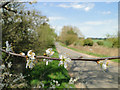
[
  {"xmin": 60, "ymin": 42, "xmax": 119, "ymax": 63},
  {"xmin": 24, "ymin": 46, "xmax": 75, "ymax": 88},
  {"xmin": 92, "ymin": 39, "xmax": 113, "ymax": 48},
  {"xmin": 92, "ymin": 39, "xmax": 103, "ymax": 43},
  {"xmin": 103, "ymin": 40, "xmax": 113, "ymax": 48}
]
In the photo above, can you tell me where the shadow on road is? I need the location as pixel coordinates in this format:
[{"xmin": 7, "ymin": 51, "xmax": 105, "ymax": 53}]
[{"xmin": 55, "ymin": 42, "xmax": 118, "ymax": 88}]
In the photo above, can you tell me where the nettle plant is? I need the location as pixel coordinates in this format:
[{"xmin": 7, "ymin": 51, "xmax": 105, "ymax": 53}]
[{"xmin": 1, "ymin": 41, "xmax": 110, "ymax": 88}]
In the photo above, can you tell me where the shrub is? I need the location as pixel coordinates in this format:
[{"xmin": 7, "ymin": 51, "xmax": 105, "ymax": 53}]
[
  {"xmin": 74, "ymin": 39, "xmax": 84, "ymax": 46},
  {"xmin": 97, "ymin": 41, "xmax": 104, "ymax": 45},
  {"xmin": 112, "ymin": 38, "xmax": 120, "ymax": 48},
  {"xmin": 64, "ymin": 35, "xmax": 78, "ymax": 45},
  {"xmin": 83, "ymin": 39, "xmax": 93, "ymax": 46}
]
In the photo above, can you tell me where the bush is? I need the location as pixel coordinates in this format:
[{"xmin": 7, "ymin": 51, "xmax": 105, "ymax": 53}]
[
  {"xmin": 64, "ymin": 35, "xmax": 78, "ymax": 45},
  {"xmin": 112, "ymin": 38, "xmax": 120, "ymax": 48},
  {"xmin": 83, "ymin": 39, "xmax": 93, "ymax": 46},
  {"xmin": 97, "ymin": 41, "xmax": 104, "ymax": 45},
  {"xmin": 74, "ymin": 39, "xmax": 84, "ymax": 46}
]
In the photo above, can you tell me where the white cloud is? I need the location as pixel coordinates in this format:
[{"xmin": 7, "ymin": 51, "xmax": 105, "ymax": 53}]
[
  {"xmin": 85, "ymin": 21, "xmax": 103, "ymax": 25},
  {"xmin": 48, "ymin": 16, "xmax": 65, "ymax": 21},
  {"xmin": 84, "ymin": 3, "xmax": 94, "ymax": 11},
  {"xmin": 58, "ymin": 3, "xmax": 85, "ymax": 9},
  {"xmin": 57, "ymin": 3, "xmax": 95, "ymax": 11},
  {"xmin": 43, "ymin": 3, "xmax": 47, "ymax": 6},
  {"xmin": 102, "ymin": 11, "xmax": 111, "ymax": 15},
  {"xmin": 77, "ymin": 19, "xmax": 117, "ymax": 38},
  {"xmin": 84, "ymin": 20, "xmax": 114, "ymax": 25},
  {"xmin": 105, "ymin": 1, "xmax": 112, "ymax": 4},
  {"xmin": 96, "ymin": 11, "xmax": 111, "ymax": 15},
  {"xmin": 49, "ymin": 3, "xmax": 54, "ymax": 7}
]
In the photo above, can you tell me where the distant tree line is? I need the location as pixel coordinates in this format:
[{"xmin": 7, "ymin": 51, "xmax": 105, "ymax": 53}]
[
  {"xmin": 58, "ymin": 25, "xmax": 119, "ymax": 48},
  {"xmin": 87, "ymin": 38, "xmax": 107, "ymax": 40},
  {"xmin": 58, "ymin": 25, "xmax": 84, "ymax": 45}
]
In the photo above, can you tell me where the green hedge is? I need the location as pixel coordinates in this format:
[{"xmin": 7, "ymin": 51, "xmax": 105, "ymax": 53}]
[
  {"xmin": 83, "ymin": 39, "xmax": 93, "ymax": 46},
  {"xmin": 97, "ymin": 41, "xmax": 104, "ymax": 45}
]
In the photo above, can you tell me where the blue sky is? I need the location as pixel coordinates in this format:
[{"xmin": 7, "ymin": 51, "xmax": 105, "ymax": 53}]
[{"xmin": 24, "ymin": 2, "xmax": 118, "ymax": 38}]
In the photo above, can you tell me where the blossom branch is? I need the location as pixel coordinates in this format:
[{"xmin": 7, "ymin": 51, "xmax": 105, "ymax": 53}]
[{"xmin": 0, "ymin": 48, "xmax": 120, "ymax": 62}]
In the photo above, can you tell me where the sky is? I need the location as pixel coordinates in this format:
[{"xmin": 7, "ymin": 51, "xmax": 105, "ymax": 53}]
[{"xmin": 24, "ymin": 1, "xmax": 118, "ymax": 38}]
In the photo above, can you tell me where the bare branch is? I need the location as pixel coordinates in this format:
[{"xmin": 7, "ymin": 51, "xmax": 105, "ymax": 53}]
[
  {"xmin": 3, "ymin": 6, "xmax": 17, "ymax": 13},
  {"xmin": 0, "ymin": 48, "xmax": 120, "ymax": 62},
  {"xmin": 0, "ymin": 2, "xmax": 10, "ymax": 8},
  {"xmin": 1, "ymin": 1, "xmax": 17, "ymax": 13}
]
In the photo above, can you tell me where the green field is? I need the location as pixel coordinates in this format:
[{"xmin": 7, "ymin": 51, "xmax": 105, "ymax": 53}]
[
  {"xmin": 93, "ymin": 39, "xmax": 113, "ymax": 48},
  {"xmin": 24, "ymin": 47, "xmax": 75, "ymax": 88}
]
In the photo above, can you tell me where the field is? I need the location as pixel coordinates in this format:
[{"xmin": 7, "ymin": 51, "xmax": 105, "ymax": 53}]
[
  {"xmin": 92, "ymin": 39, "xmax": 113, "ymax": 48},
  {"xmin": 60, "ymin": 42, "xmax": 119, "ymax": 63}
]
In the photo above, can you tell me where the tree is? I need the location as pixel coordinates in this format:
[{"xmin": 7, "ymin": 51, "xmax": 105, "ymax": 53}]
[
  {"xmin": 34, "ymin": 23, "xmax": 56, "ymax": 55},
  {"xmin": 59, "ymin": 25, "xmax": 81, "ymax": 45},
  {"xmin": 83, "ymin": 38, "xmax": 93, "ymax": 46},
  {"xmin": 1, "ymin": 1, "xmax": 57, "ymax": 74},
  {"xmin": 2, "ymin": 2, "xmax": 55, "ymax": 53},
  {"xmin": 105, "ymin": 33, "xmax": 119, "ymax": 48}
]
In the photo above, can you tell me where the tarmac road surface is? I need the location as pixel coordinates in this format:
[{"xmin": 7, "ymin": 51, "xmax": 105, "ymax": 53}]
[{"xmin": 55, "ymin": 42, "xmax": 119, "ymax": 88}]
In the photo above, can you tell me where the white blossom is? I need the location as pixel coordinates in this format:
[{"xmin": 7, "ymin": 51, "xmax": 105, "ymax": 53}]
[
  {"xmin": 46, "ymin": 48, "xmax": 54, "ymax": 57},
  {"xmin": 43, "ymin": 59, "xmax": 46, "ymax": 61},
  {"xmin": 23, "ymin": 50, "xmax": 36, "ymax": 69},
  {"xmin": 3, "ymin": 72, "xmax": 9, "ymax": 76},
  {"xmin": 26, "ymin": 60, "xmax": 32, "ymax": 69},
  {"xmin": 8, "ymin": 18, "xmax": 12, "ymax": 22},
  {"xmin": 6, "ymin": 41, "xmax": 9, "ymax": 47},
  {"xmin": 43, "ymin": 48, "xmax": 54, "ymax": 65},
  {"xmin": 58, "ymin": 55, "xmax": 71, "ymax": 68},
  {"xmin": 69, "ymin": 77, "xmax": 79, "ymax": 84},
  {"xmin": 53, "ymin": 80, "xmax": 55, "ymax": 83},
  {"xmin": 43, "ymin": 59, "xmax": 52, "ymax": 66},
  {"xmin": 56, "ymin": 81, "xmax": 58, "ymax": 84},
  {"xmin": 6, "ymin": 41, "xmax": 12, "ymax": 52},
  {"xmin": 8, "ymin": 62, "xmax": 12, "ymax": 68},
  {"xmin": 9, "ymin": 74, "xmax": 12, "ymax": 77},
  {"xmin": 0, "ymin": 64, "xmax": 5, "ymax": 70},
  {"xmin": 26, "ymin": 59, "xmax": 34, "ymax": 69},
  {"xmin": 69, "ymin": 78, "xmax": 74, "ymax": 84},
  {"xmin": 27, "ymin": 50, "xmax": 36, "ymax": 60},
  {"xmin": 50, "ymin": 80, "xmax": 60, "ymax": 88},
  {"xmin": 58, "ymin": 61, "xmax": 63, "ymax": 66},
  {"xmin": 99, "ymin": 59, "xmax": 109, "ymax": 72},
  {"xmin": 57, "ymin": 84, "xmax": 60, "ymax": 86},
  {"xmin": 46, "ymin": 61, "xmax": 48, "ymax": 65}
]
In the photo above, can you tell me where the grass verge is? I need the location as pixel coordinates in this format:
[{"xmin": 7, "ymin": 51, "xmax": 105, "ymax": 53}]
[
  {"xmin": 60, "ymin": 42, "xmax": 119, "ymax": 63},
  {"xmin": 24, "ymin": 46, "xmax": 75, "ymax": 88}
]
